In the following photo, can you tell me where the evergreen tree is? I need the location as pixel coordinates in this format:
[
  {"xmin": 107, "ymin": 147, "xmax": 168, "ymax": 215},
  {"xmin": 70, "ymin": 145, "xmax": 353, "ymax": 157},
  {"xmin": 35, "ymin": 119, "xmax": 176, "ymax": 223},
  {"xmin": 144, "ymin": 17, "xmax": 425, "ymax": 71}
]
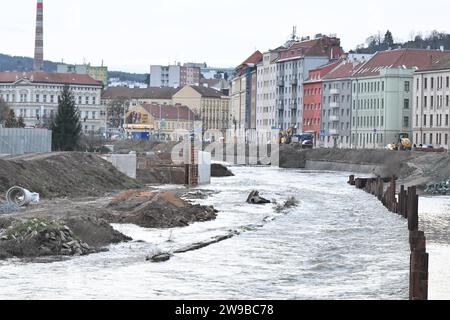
[
  {"xmin": 4, "ymin": 109, "xmax": 18, "ymax": 128},
  {"xmin": 0, "ymin": 98, "xmax": 10, "ymax": 125},
  {"xmin": 17, "ymin": 116, "xmax": 26, "ymax": 128},
  {"xmin": 51, "ymin": 85, "xmax": 82, "ymax": 151},
  {"xmin": 384, "ymin": 30, "xmax": 394, "ymax": 47}
]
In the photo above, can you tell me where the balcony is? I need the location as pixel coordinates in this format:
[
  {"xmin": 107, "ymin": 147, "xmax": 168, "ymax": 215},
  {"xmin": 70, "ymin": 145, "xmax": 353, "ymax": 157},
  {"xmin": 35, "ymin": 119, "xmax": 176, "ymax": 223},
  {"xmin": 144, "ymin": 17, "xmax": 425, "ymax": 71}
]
[
  {"xmin": 330, "ymin": 102, "xmax": 339, "ymax": 109},
  {"xmin": 329, "ymin": 129, "xmax": 339, "ymax": 136},
  {"xmin": 291, "ymin": 77, "xmax": 298, "ymax": 86},
  {"xmin": 330, "ymin": 88, "xmax": 340, "ymax": 95},
  {"xmin": 277, "ymin": 101, "xmax": 284, "ymax": 110},
  {"xmin": 277, "ymin": 79, "xmax": 285, "ymax": 87},
  {"xmin": 330, "ymin": 115, "xmax": 339, "ymax": 122},
  {"xmin": 290, "ymin": 102, "xmax": 298, "ymax": 109}
]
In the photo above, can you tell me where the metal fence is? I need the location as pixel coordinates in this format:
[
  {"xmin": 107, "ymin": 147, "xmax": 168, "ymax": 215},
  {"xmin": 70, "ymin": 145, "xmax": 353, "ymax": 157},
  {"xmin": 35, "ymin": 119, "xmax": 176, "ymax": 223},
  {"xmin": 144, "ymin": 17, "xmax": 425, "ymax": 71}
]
[{"xmin": 0, "ymin": 128, "xmax": 52, "ymax": 155}]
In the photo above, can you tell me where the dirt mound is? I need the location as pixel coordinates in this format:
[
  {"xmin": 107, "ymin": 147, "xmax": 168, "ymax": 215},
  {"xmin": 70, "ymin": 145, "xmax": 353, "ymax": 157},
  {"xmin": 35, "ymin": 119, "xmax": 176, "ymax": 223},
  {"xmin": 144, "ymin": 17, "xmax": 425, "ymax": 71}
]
[
  {"xmin": 211, "ymin": 164, "xmax": 234, "ymax": 177},
  {"xmin": 0, "ymin": 218, "xmax": 98, "ymax": 260},
  {"xmin": 104, "ymin": 190, "xmax": 218, "ymax": 228},
  {"xmin": 0, "ymin": 152, "xmax": 142, "ymax": 199}
]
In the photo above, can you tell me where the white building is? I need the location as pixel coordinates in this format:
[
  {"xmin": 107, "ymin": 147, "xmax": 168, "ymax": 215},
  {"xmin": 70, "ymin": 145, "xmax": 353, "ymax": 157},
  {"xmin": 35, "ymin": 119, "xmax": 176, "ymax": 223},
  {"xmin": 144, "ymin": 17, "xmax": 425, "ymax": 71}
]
[
  {"xmin": 413, "ymin": 56, "xmax": 450, "ymax": 149},
  {"xmin": 150, "ymin": 64, "xmax": 200, "ymax": 88},
  {"xmin": 0, "ymin": 71, "xmax": 105, "ymax": 134},
  {"xmin": 256, "ymin": 49, "xmax": 280, "ymax": 142}
]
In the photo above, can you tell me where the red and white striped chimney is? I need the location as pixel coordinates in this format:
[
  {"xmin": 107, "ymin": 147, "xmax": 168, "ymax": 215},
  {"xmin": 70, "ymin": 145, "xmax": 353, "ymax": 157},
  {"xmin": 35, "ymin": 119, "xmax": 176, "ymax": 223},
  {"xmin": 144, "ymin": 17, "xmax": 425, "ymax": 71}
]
[{"xmin": 33, "ymin": 0, "xmax": 44, "ymax": 71}]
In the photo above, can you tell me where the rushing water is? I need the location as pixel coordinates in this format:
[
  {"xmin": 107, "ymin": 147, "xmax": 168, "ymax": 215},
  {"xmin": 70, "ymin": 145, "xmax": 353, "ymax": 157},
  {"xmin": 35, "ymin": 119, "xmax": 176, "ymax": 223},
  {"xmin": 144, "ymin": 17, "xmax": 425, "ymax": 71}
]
[{"xmin": 0, "ymin": 167, "xmax": 448, "ymax": 300}]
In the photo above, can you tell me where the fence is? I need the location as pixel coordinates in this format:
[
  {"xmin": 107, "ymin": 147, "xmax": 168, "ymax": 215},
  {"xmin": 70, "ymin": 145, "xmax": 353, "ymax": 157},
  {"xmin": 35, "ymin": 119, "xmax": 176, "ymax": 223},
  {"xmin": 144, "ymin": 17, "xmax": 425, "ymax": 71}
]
[
  {"xmin": 0, "ymin": 128, "xmax": 52, "ymax": 155},
  {"xmin": 348, "ymin": 175, "xmax": 428, "ymax": 300}
]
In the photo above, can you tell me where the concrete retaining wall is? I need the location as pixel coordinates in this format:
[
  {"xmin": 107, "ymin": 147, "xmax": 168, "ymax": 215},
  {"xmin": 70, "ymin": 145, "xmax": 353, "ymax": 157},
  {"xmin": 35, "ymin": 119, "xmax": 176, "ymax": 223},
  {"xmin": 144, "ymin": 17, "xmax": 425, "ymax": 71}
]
[
  {"xmin": 198, "ymin": 151, "xmax": 211, "ymax": 185},
  {"xmin": 305, "ymin": 160, "xmax": 383, "ymax": 175},
  {"xmin": 102, "ymin": 154, "xmax": 137, "ymax": 179}
]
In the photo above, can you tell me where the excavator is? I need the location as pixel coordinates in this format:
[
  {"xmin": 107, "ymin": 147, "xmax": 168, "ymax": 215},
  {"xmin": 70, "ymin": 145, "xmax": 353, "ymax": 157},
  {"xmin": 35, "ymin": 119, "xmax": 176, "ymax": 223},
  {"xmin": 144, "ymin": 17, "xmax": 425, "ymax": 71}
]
[
  {"xmin": 386, "ymin": 133, "xmax": 412, "ymax": 151},
  {"xmin": 279, "ymin": 127, "xmax": 314, "ymax": 149}
]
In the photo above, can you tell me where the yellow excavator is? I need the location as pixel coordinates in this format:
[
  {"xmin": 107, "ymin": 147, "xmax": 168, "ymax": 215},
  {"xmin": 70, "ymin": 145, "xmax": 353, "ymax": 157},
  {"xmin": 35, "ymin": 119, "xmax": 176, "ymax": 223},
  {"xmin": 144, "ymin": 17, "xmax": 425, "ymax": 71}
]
[
  {"xmin": 279, "ymin": 127, "xmax": 295, "ymax": 144},
  {"xmin": 387, "ymin": 133, "xmax": 412, "ymax": 151}
]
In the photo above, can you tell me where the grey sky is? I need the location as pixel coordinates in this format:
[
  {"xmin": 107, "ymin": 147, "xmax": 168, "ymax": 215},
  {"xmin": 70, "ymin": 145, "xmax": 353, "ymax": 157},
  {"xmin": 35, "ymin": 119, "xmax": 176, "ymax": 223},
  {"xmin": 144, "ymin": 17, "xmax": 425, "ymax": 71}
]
[{"xmin": 1, "ymin": 0, "xmax": 449, "ymax": 73}]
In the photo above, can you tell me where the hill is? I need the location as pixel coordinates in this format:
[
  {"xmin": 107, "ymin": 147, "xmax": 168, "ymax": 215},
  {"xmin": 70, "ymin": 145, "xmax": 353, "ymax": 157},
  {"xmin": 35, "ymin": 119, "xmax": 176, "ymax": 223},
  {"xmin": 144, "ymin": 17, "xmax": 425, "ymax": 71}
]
[{"xmin": 0, "ymin": 53, "xmax": 147, "ymax": 83}]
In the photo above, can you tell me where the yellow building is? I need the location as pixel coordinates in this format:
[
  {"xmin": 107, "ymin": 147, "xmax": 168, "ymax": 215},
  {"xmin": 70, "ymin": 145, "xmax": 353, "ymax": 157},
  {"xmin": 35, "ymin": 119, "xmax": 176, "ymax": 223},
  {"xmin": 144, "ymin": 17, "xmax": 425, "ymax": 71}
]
[
  {"xmin": 124, "ymin": 103, "xmax": 195, "ymax": 140},
  {"xmin": 172, "ymin": 85, "xmax": 230, "ymax": 132}
]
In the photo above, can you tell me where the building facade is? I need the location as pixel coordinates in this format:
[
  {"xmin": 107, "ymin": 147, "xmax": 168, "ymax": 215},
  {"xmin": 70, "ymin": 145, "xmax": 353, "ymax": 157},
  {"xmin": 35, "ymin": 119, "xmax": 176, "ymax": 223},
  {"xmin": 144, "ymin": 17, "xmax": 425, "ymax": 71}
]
[
  {"xmin": 275, "ymin": 36, "xmax": 343, "ymax": 133},
  {"xmin": 57, "ymin": 63, "xmax": 108, "ymax": 87},
  {"xmin": 351, "ymin": 49, "xmax": 450, "ymax": 149},
  {"xmin": 230, "ymin": 51, "xmax": 263, "ymax": 132},
  {"xmin": 321, "ymin": 59, "xmax": 367, "ymax": 148},
  {"xmin": 255, "ymin": 49, "xmax": 279, "ymax": 142},
  {"xmin": 302, "ymin": 61, "xmax": 341, "ymax": 142},
  {"xmin": 124, "ymin": 103, "xmax": 195, "ymax": 140},
  {"xmin": 172, "ymin": 85, "xmax": 229, "ymax": 133},
  {"xmin": 0, "ymin": 71, "xmax": 105, "ymax": 134},
  {"xmin": 150, "ymin": 65, "xmax": 200, "ymax": 88},
  {"xmin": 413, "ymin": 57, "xmax": 450, "ymax": 149}
]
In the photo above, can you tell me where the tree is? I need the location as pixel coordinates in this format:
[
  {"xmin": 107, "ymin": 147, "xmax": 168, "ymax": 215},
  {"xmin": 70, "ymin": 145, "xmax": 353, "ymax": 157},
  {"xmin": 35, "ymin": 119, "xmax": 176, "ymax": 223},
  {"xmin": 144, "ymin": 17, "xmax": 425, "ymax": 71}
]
[
  {"xmin": 107, "ymin": 97, "xmax": 129, "ymax": 129},
  {"xmin": 384, "ymin": 30, "xmax": 394, "ymax": 48},
  {"xmin": 4, "ymin": 109, "xmax": 18, "ymax": 128},
  {"xmin": 51, "ymin": 85, "xmax": 82, "ymax": 151},
  {"xmin": 17, "ymin": 116, "xmax": 26, "ymax": 128},
  {"xmin": 0, "ymin": 98, "xmax": 10, "ymax": 125}
]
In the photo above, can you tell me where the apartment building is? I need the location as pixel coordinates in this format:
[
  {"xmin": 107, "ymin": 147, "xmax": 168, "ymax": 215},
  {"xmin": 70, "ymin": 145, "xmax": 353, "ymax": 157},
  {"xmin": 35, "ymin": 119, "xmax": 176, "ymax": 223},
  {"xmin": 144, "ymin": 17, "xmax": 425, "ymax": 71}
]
[
  {"xmin": 150, "ymin": 64, "xmax": 200, "ymax": 88},
  {"xmin": 321, "ymin": 58, "xmax": 367, "ymax": 148},
  {"xmin": 413, "ymin": 55, "xmax": 450, "ymax": 149},
  {"xmin": 57, "ymin": 63, "xmax": 108, "ymax": 87},
  {"xmin": 302, "ymin": 61, "xmax": 341, "ymax": 142},
  {"xmin": 275, "ymin": 36, "xmax": 343, "ymax": 133},
  {"xmin": 351, "ymin": 49, "xmax": 450, "ymax": 149},
  {"xmin": 230, "ymin": 51, "xmax": 263, "ymax": 131}
]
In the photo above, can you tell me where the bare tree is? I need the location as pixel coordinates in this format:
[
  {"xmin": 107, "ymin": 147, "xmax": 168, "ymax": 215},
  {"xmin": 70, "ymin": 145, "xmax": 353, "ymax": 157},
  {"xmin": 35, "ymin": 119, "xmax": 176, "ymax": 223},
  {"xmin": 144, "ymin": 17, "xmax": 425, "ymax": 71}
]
[{"xmin": 107, "ymin": 97, "xmax": 130, "ymax": 129}]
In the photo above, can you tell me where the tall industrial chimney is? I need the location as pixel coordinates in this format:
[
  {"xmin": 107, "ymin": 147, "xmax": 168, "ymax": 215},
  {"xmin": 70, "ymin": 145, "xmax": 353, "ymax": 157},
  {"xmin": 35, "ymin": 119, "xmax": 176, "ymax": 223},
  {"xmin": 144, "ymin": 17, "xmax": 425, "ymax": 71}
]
[{"xmin": 33, "ymin": 0, "xmax": 44, "ymax": 71}]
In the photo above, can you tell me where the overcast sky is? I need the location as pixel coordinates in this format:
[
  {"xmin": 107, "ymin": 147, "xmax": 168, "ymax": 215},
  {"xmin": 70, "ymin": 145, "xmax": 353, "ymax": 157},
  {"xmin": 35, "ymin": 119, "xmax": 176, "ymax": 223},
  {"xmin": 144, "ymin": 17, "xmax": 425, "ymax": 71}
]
[{"xmin": 1, "ymin": 0, "xmax": 449, "ymax": 73}]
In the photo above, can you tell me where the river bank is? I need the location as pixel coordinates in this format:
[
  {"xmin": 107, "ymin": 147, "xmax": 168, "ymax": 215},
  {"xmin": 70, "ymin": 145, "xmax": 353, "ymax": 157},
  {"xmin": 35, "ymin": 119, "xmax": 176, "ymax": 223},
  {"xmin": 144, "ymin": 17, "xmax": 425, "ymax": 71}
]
[{"xmin": 280, "ymin": 146, "xmax": 450, "ymax": 190}]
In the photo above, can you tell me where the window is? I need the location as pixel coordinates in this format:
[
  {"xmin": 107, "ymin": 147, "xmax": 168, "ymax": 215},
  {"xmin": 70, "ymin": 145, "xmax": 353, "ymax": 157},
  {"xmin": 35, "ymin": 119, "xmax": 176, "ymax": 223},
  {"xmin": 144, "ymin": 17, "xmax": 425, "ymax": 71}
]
[
  {"xmin": 447, "ymin": 76, "xmax": 449, "ymax": 88},
  {"xmin": 446, "ymin": 115, "xmax": 449, "ymax": 126},
  {"xmin": 404, "ymin": 99, "xmax": 409, "ymax": 109},
  {"xmin": 381, "ymin": 81, "xmax": 385, "ymax": 91},
  {"xmin": 416, "ymin": 114, "xmax": 419, "ymax": 126},
  {"xmin": 430, "ymin": 115, "xmax": 433, "ymax": 127},
  {"xmin": 85, "ymin": 97, "xmax": 89, "ymax": 105},
  {"xmin": 78, "ymin": 96, "xmax": 82, "ymax": 105},
  {"xmin": 447, "ymin": 95, "xmax": 449, "ymax": 107},
  {"xmin": 424, "ymin": 115, "xmax": 427, "ymax": 126},
  {"xmin": 405, "ymin": 81, "xmax": 410, "ymax": 92},
  {"xmin": 403, "ymin": 116, "xmax": 409, "ymax": 128},
  {"xmin": 424, "ymin": 96, "xmax": 427, "ymax": 108},
  {"xmin": 431, "ymin": 77, "xmax": 434, "ymax": 89},
  {"xmin": 424, "ymin": 78, "xmax": 428, "ymax": 89},
  {"xmin": 36, "ymin": 94, "xmax": 40, "ymax": 103}
]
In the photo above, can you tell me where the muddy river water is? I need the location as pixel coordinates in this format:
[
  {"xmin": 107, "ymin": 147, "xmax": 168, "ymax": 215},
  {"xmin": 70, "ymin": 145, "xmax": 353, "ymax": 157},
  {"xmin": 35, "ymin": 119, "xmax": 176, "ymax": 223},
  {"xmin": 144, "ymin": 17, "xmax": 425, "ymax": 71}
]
[{"xmin": 0, "ymin": 167, "xmax": 448, "ymax": 300}]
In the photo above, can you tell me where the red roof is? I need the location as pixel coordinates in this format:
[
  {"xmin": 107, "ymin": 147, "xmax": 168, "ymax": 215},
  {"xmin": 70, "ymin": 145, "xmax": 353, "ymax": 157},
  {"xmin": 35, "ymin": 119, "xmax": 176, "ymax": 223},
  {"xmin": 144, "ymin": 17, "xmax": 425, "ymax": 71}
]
[
  {"xmin": 141, "ymin": 103, "xmax": 195, "ymax": 121},
  {"xmin": 277, "ymin": 37, "xmax": 343, "ymax": 62},
  {"xmin": 304, "ymin": 60, "xmax": 342, "ymax": 83},
  {"xmin": 354, "ymin": 49, "xmax": 450, "ymax": 77},
  {"xmin": 238, "ymin": 51, "xmax": 263, "ymax": 67},
  {"xmin": 323, "ymin": 60, "xmax": 364, "ymax": 80},
  {"xmin": 0, "ymin": 71, "xmax": 102, "ymax": 86}
]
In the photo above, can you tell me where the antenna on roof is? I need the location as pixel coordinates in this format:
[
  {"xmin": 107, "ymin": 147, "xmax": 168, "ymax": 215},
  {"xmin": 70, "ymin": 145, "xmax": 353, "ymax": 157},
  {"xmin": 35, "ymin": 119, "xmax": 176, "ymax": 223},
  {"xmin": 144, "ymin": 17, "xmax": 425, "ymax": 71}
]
[{"xmin": 291, "ymin": 26, "xmax": 298, "ymax": 41}]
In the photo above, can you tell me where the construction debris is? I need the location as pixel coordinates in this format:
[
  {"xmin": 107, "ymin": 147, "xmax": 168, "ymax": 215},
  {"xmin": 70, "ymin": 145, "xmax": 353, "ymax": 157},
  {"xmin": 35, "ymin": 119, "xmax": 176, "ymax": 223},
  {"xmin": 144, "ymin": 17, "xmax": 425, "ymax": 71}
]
[
  {"xmin": 425, "ymin": 180, "xmax": 450, "ymax": 195},
  {"xmin": 6, "ymin": 187, "xmax": 39, "ymax": 207},
  {"xmin": 246, "ymin": 190, "xmax": 271, "ymax": 204}
]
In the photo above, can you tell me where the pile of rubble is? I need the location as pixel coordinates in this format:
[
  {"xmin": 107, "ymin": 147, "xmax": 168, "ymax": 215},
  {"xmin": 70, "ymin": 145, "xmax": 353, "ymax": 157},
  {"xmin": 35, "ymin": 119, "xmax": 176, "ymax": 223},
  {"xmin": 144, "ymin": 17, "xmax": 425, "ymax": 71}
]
[
  {"xmin": 0, "ymin": 218, "xmax": 94, "ymax": 259},
  {"xmin": 425, "ymin": 180, "xmax": 450, "ymax": 195}
]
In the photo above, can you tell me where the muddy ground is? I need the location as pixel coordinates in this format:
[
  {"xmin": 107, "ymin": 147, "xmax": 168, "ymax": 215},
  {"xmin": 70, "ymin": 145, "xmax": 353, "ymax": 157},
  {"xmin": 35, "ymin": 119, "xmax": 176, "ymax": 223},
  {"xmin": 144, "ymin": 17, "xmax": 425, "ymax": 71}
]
[
  {"xmin": 0, "ymin": 152, "xmax": 142, "ymax": 198},
  {"xmin": 0, "ymin": 188, "xmax": 218, "ymax": 260}
]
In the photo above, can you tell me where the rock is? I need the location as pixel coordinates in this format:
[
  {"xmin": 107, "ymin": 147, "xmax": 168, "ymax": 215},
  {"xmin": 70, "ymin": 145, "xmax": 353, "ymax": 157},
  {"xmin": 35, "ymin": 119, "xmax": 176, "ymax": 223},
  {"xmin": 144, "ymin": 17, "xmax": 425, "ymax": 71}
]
[
  {"xmin": 147, "ymin": 252, "xmax": 172, "ymax": 263},
  {"xmin": 246, "ymin": 190, "xmax": 271, "ymax": 205},
  {"xmin": 211, "ymin": 164, "xmax": 234, "ymax": 177}
]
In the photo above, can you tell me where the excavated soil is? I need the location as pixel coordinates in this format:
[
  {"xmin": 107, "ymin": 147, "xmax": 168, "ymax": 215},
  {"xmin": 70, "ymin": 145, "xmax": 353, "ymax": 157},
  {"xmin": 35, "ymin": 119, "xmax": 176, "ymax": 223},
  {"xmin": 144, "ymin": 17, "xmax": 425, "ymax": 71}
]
[
  {"xmin": 0, "ymin": 152, "xmax": 142, "ymax": 198},
  {"xmin": 103, "ymin": 190, "xmax": 218, "ymax": 228}
]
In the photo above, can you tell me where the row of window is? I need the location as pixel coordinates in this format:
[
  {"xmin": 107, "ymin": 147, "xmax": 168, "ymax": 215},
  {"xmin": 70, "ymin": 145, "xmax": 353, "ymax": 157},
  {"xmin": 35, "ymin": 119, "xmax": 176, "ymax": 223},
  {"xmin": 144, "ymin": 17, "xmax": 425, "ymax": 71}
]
[
  {"xmin": 416, "ymin": 133, "xmax": 448, "ymax": 146},
  {"xmin": 417, "ymin": 114, "xmax": 449, "ymax": 127},
  {"xmin": 418, "ymin": 95, "xmax": 450, "ymax": 108},
  {"xmin": 353, "ymin": 98, "xmax": 386, "ymax": 110},
  {"xmin": 353, "ymin": 81, "xmax": 387, "ymax": 93},
  {"xmin": 418, "ymin": 76, "xmax": 450, "ymax": 90},
  {"xmin": 352, "ymin": 116, "xmax": 386, "ymax": 128}
]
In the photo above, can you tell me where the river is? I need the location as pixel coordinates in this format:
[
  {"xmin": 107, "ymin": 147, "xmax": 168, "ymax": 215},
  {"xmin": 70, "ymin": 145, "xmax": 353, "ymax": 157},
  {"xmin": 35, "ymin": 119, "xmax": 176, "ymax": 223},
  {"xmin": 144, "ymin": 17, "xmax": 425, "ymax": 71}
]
[{"xmin": 0, "ymin": 167, "xmax": 448, "ymax": 300}]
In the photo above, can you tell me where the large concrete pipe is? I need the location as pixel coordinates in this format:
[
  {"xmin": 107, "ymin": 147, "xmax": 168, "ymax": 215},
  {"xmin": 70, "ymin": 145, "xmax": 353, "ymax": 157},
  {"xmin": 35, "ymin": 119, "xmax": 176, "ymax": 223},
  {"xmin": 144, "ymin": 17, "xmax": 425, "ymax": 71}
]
[{"xmin": 6, "ymin": 187, "xmax": 40, "ymax": 207}]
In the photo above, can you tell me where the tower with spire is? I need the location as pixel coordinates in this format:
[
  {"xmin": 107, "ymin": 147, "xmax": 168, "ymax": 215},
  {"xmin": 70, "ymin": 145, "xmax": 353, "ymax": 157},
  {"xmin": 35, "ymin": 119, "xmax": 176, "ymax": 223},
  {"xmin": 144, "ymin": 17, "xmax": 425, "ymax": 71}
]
[{"xmin": 34, "ymin": 0, "xmax": 44, "ymax": 71}]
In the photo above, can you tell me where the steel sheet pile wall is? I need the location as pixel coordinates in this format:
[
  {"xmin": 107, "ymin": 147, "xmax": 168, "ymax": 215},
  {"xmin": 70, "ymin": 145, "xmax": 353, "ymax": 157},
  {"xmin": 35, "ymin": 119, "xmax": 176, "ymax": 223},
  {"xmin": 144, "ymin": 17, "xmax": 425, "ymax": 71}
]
[{"xmin": 0, "ymin": 128, "xmax": 52, "ymax": 155}]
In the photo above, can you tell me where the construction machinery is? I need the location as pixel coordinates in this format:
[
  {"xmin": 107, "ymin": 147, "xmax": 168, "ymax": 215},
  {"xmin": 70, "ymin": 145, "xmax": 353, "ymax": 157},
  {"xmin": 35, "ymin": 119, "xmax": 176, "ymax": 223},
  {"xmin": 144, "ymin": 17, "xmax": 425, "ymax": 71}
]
[{"xmin": 386, "ymin": 133, "xmax": 412, "ymax": 151}]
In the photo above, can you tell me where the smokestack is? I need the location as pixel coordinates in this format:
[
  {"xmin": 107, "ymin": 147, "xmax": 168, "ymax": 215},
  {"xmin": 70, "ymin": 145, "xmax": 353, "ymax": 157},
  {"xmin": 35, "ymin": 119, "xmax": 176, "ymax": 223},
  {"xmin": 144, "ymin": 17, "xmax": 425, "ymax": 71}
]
[{"xmin": 33, "ymin": 0, "xmax": 44, "ymax": 71}]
